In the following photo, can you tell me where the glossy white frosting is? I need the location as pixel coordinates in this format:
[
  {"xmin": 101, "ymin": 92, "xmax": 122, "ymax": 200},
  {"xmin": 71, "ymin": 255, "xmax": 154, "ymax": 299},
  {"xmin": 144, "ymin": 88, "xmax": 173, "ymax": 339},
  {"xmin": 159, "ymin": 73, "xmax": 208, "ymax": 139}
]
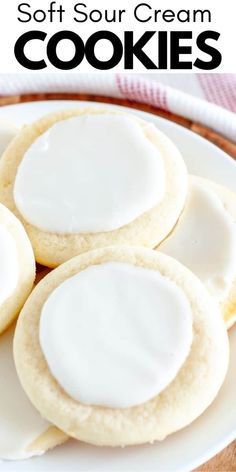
[
  {"xmin": 159, "ymin": 180, "xmax": 236, "ymax": 300},
  {"xmin": 14, "ymin": 114, "xmax": 165, "ymax": 233},
  {"xmin": 40, "ymin": 262, "xmax": 193, "ymax": 409},
  {"xmin": 0, "ymin": 224, "xmax": 18, "ymax": 307},
  {"xmin": 0, "ymin": 325, "xmax": 49, "ymax": 460}
]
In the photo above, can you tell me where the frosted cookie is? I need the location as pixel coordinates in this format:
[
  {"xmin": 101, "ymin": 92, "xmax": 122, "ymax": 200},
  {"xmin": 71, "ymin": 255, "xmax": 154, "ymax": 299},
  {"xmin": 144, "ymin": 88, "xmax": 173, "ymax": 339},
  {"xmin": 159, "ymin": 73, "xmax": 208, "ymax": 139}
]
[
  {"xmin": 0, "ymin": 119, "xmax": 18, "ymax": 157},
  {"xmin": 158, "ymin": 176, "xmax": 236, "ymax": 328},
  {"xmin": 14, "ymin": 246, "xmax": 229, "ymax": 446},
  {"xmin": 0, "ymin": 203, "xmax": 35, "ymax": 335},
  {"xmin": 0, "ymin": 324, "xmax": 67, "ymax": 460},
  {"xmin": 0, "ymin": 108, "xmax": 187, "ymax": 267}
]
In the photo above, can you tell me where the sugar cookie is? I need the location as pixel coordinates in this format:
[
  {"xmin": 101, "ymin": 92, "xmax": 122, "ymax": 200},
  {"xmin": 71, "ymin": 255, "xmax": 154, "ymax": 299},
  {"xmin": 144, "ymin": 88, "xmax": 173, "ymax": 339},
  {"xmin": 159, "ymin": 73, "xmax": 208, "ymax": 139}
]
[
  {"xmin": 14, "ymin": 246, "xmax": 229, "ymax": 446},
  {"xmin": 158, "ymin": 176, "xmax": 236, "ymax": 328},
  {"xmin": 0, "ymin": 203, "xmax": 35, "ymax": 335},
  {"xmin": 0, "ymin": 119, "xmax": 18, "ymax": 157},
  {"xmin": 0, "ymin": 108, "xmax": 187, "ymax": 267}
]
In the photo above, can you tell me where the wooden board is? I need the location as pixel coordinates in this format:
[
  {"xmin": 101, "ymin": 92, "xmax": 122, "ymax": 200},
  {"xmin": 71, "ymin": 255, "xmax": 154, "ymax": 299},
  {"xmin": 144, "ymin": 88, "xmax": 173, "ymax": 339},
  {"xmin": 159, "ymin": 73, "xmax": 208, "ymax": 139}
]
[{"xmin": 0, "ymin": 92, "xmax": 235, "ymax": 471}]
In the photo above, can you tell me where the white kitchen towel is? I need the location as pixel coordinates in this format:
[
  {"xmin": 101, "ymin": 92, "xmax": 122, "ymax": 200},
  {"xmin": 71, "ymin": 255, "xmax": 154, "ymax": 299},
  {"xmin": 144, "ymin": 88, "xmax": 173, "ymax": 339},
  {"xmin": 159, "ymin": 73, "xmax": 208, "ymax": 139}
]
[{"xmin": 0, "ymin": 73, "xmax": 235, "ymax": 141}]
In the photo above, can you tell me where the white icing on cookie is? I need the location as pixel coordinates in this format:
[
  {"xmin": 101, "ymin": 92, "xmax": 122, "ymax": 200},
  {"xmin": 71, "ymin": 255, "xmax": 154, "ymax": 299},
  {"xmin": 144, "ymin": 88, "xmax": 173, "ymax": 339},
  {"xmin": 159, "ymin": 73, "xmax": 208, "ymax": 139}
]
[
  {"xmin": 14, "ymin": 114, "xmax": 165, "ymax": 233},
  {"xmin": 159, "ymin": 179, "xmax": 236, "ymax": 300},
  {"xmin": 0, "ymin": 224, "xmax": 18, "ymax": 307},
  {"xmin": 40, "ymin": 262, "xmax": 192, "ymax": 409},
  {"xmin": 0, "ymin": 325, "xmax": 49, "ymax": 460}
]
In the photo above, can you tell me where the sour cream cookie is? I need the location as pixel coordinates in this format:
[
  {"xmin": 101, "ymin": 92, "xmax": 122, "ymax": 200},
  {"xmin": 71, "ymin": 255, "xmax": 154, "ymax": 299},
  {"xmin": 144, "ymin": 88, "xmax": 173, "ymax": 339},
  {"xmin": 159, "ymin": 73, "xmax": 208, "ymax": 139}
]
[
  {"xmin": 14, "ymin": 246, "xmax": 229, "ymax": 446},
  {"xmin": 0, "ymin": 203, "xmax": 35, "ymax": 335},
  {"xmin": 0, "ymin": 119, "xmax": 18, "ymax": 157},
  {"xmin": 0, "ymin": 108, "xmax": 187, "ymax": 267},
  {"xmin": 158, "ymin": 176, "xmax": 236, "ymax": 328}
]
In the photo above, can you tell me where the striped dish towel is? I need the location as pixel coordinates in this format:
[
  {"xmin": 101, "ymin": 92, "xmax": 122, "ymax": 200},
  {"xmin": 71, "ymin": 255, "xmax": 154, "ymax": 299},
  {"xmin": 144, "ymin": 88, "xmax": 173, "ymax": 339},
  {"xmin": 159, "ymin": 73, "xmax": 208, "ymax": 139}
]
[{"xmin": 0, "ymin": 73, "xmax": 236, "ymax": 142}]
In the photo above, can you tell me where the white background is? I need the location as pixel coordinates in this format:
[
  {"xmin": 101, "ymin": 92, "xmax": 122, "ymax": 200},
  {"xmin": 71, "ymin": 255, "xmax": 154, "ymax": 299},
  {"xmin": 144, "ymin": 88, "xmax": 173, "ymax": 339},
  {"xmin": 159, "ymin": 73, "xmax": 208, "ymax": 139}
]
[{"xmin": 0, "ymin": 0, "xmax": 235, "ymax": 73}]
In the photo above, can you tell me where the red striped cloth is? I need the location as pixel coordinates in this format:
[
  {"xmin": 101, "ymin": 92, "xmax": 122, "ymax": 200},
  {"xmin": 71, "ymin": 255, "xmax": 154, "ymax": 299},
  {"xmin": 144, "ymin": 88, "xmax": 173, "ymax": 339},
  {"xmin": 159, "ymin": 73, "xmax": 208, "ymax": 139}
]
[{"xmin": 198, "ymin": 75, "xmax": 236, "ymax": 112}]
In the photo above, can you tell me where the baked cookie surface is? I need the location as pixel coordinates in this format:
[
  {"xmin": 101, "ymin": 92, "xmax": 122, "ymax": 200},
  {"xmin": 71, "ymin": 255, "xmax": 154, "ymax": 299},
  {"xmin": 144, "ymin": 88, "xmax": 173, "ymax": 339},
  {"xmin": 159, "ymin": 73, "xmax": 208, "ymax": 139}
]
[
  {"xmin": 158, "ymin": 175, "xmax": 236, "ymax": 328},
  {"xmin": 0, "ymin": 108, "xmax": 187, "ymax": 267},
  {"xmin": 14, "ymin": 246, "xmax": 229, "ymax": 446},
  {"xmin": 0, "ymin": 119, "xmax": 18, "ymax": 157},
  {"xmin": 0, "ymin": 203, "xmax": 35, "ymax": 334}
]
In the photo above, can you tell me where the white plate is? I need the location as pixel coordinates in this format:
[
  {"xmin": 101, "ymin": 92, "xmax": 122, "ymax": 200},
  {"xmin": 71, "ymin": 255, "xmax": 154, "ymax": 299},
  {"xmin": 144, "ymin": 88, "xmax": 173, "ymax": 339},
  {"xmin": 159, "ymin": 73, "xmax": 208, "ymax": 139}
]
[{"xmin": 0, "ymin": 101, "xmax": 235, "ymax": 472}]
